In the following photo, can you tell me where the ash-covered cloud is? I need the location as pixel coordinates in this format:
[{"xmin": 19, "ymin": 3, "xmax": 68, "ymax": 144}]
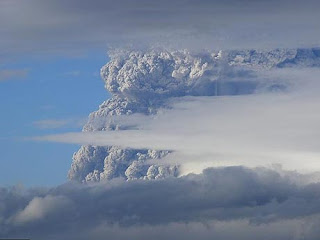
[
  {"xmin": 2, "ymin": 166, "xmax": 320, "ymax": 239},
  {"xmin": 1, "ymin": 0, "xmax": 320, "ymax": 57}
]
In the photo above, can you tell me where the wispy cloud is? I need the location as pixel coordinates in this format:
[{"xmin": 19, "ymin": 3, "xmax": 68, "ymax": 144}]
[
  {"xmin": 33, "ymin": 69, "xmax": 320, "ymax": 174},
  {"xmin": 0, "ymin": 69, "xmax": 28, "ymax": 82},
  {"xmin": 64, "ymin": 71, "xmax": 81, "ymax": 77},
  {"xmin": 33, "ymin": 118, "xmax": 86, "ymax": 129},
  {"xmin": 33, "ymin": 119, "xmax": 70, "ymax": 129}
]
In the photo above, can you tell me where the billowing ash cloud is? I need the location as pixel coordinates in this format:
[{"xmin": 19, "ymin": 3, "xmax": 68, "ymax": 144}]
[
  {"xmin": 2, "ymin": 167, "xmax": 320, "ymax": 240},
  {"xmin": 67, "ymin": 48, "xmax": 320, "ymax": 183}
]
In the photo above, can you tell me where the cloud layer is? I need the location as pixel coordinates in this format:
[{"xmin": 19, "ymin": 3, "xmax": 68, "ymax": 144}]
[
  {"xmin": 2, "ymin": 166, "xmax": 320, "ymax": 239},
  {"xmin": 35, "ymin": 67, "xmax": 320, "ymax": 175},
  {"xmin": 1, "ymin": 0, "xmax": 320, "ymax": 57}
]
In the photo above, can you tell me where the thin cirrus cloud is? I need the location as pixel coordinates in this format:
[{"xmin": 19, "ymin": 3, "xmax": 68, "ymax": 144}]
[
  {"xmin": 33, "ymin": 118, "xmax": 86, "ymax": 129},
  {"xmin": 0, "ymin": 69, "xmax": 28, "ymax": 82},
  {"xmin": 1, "ymin": 0, "xmax": 320, "ymax": 58}
]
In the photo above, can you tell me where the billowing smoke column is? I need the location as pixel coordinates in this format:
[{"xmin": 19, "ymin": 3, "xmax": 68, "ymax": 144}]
[{"xmin": 68, "ymin": 48, "xmax": 320, "ymax": 182}]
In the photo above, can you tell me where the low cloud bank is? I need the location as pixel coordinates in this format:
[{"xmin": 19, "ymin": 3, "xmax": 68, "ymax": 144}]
[{"xmin": 1, "ymin": 166, "xmax": 320, "ymax": 239}]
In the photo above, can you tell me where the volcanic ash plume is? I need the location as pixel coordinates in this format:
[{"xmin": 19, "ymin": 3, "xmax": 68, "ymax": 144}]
[{"xmin": 68, "ymin": 48, "xmax": 320, "ymax": 182}]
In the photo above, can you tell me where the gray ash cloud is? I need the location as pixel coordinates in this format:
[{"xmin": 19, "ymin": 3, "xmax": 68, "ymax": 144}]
[{"xmin": 69, "ymin": 48, "xmax": 320, "ymax": 183}]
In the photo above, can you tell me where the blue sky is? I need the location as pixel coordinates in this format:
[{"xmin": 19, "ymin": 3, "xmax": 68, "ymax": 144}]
[{"xmin": 0, "ymin": 51, "xmax": 109, "ymax": 186}]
